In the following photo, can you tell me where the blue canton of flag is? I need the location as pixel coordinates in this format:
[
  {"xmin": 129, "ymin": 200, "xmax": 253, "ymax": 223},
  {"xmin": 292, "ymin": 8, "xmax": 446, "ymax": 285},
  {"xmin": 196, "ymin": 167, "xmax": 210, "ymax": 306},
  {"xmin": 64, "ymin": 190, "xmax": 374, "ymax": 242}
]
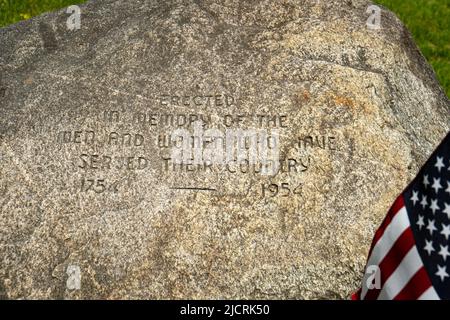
[{"xmin": 404, "ymin": 133, "xmax": 450, "ymax": 299}]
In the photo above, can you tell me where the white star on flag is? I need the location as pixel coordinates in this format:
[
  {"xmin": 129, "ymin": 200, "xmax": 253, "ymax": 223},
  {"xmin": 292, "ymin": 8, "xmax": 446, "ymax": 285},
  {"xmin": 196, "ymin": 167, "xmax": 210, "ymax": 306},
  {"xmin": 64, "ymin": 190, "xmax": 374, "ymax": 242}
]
[
  {"xmin": 423, "ymin": 175, "xmax": 430, "ymax": 188},
  {"xmin": 430, "ymin": 199, "xmax": 440, "ymax": 214},
  {"xmin": 424, "ymin": 239, "xmax": 435, "ymax": 255},
  {"xmin": 435, "ymin": 157, "xmax": 445, "ymax": 172},
  {"xmin": 421, "ymin": 195, "xmax": 428, "ymax": 209},
  {"xmin": 432, "ymin": 178, "xmax": 442, "ymax": 194},
  {"xmin": 441, "ymin": 224, "xmax": 450, "ymax": 240},
  {"xmin": 410, "ymin": 190, "xmax": 419, "ymax": 205},
  {"xmin": 443, "ymin": 203, "xmax": 450, "ymax": 219},
  {"xmin": 439, "ymin": 245, "xmax": 450, "ymax": 261},
  {"xmin": 427, "ymin": 219, "xmax": 437, "ymax": 235},
  {"xmin": 417, "ymin": 215, "xmax": 425, "ymax": 230},
  {"xmin": 436, "ymin": 265, "xmax": 449, "ymax": 282}
]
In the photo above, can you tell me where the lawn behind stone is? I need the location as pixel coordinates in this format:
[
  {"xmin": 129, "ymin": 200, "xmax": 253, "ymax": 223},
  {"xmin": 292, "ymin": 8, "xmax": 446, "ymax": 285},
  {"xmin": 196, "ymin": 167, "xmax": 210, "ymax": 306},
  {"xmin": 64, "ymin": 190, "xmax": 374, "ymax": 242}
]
[{"xmin": 376, "ymin": 0, "xmax": 449, "ymax": 98}]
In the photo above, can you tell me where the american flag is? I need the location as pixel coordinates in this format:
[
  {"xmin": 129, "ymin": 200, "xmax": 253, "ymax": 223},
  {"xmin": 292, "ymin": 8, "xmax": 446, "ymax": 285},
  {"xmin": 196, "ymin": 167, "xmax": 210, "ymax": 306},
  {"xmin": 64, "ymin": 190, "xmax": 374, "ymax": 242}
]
[{"xmin": 353, "ymin": 132, "xmax": 450, "ymax": 300}]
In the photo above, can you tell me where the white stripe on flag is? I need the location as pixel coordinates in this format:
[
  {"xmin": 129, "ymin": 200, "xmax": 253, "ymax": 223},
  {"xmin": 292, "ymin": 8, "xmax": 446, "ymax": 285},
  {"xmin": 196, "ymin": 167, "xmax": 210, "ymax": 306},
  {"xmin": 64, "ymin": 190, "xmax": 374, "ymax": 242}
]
[
  {"xmin": 377, "ymin": 246, "xmax": 423, "ymax": 300},
  {"xmin": 360, "ymin": 207, "xmax": 410, "ymax": 299},
  {"xmin": 418, "ymin": 286, "xmax": 440, "ymax": 300}
]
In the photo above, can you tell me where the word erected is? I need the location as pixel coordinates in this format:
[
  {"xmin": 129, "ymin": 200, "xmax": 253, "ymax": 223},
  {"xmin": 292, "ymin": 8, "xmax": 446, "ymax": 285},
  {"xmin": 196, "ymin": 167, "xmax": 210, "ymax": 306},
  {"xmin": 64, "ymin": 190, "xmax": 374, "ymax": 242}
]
[
  {"xmin": 78, "ymin": 154, "xmax": 149, "ymax": 170},
  {"xmin": 160, "ymin": 94, "xmax": 235, "ymax": 107}
]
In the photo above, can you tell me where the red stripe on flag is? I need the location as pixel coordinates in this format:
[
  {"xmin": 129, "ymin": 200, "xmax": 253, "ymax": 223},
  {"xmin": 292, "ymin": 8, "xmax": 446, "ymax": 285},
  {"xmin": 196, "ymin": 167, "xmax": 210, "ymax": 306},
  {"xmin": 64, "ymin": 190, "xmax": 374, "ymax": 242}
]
[
  {"xmin": 367, "ymin": 196, "xmax": 405, "ymax": 259},
  {"xmin": 351, "ymin": 288, "xmax": 361, "ymax": 300},
  {"xmin": 363, "ymin": 226, "xmax": 415, "ymax": 300},
  {"xmin": 393, "ymin": 267, "xmax": 433, "ymax": 300}
]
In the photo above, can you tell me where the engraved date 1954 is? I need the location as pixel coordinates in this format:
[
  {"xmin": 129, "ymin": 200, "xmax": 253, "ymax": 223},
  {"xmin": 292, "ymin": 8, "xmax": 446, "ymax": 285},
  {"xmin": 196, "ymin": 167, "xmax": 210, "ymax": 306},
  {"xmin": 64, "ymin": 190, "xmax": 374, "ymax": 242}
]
[
  {"xmin": 261, "ymin": 182, "xmax": 303, "ymax": 198},
  {"xmin": 80, "ymin": 177, "xmax": 120, "ymax": 193}
]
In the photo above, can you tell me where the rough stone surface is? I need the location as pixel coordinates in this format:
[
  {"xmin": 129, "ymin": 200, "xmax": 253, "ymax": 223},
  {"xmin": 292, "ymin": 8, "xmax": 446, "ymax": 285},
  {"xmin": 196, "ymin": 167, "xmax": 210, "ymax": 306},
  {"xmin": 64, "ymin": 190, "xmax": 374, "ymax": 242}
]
[{"xmin": 0, "ymin": 0, "xmax": 449, "ymax": 299}]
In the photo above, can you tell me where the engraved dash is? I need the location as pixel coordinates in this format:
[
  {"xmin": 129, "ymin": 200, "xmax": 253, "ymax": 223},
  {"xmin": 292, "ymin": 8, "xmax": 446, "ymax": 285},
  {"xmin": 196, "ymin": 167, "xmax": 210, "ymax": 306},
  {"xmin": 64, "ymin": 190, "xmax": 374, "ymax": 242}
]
[{"xmin": 170, "ymin": 187, "xmax": 216, "ymax": 191}]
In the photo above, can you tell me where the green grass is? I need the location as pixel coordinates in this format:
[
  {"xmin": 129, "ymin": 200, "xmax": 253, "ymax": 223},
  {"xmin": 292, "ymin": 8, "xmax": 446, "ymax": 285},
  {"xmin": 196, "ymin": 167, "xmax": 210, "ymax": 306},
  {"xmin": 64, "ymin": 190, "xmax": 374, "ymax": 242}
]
[
  {"xmin": 0, "ymin": 0, "xmax": 86, "ymax": 26},
  {"xmin": 0, "ymin": 0, "xmax": 449, "ymax": 97},
  {"xmin": 376, "ymin": 0, "xmax": 450, "ymax": 97}
]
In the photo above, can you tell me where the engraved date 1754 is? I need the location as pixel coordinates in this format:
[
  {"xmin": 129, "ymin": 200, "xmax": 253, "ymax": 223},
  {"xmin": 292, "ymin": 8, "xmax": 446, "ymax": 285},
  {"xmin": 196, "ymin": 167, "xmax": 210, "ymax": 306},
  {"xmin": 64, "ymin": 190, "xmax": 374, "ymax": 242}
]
[{"xmin": 80, "ymin": 177, "xmax": 120, "ymax": 193}]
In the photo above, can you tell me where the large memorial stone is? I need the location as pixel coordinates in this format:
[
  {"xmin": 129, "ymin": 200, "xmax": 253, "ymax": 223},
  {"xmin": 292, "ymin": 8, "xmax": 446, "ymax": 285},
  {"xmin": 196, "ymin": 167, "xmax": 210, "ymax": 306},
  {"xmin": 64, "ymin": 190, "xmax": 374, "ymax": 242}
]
[{"xmin": 0, "ymin": 0, "xmax": 449, "ymax": 299}]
